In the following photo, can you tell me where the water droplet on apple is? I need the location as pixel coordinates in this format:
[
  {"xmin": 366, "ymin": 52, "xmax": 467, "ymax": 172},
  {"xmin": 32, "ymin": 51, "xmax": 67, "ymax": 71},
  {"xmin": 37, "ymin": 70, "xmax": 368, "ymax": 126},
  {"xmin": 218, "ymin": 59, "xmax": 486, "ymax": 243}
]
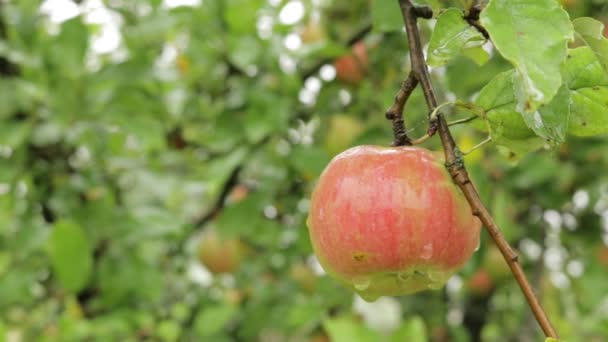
[
  {"xmin": 426, "ymin": 270, "xmax": 445, "ymax": 282},
  {"xmin": 358, "ymin": 291, "xmax": 380, "ymax": 302},
  {"xmin": 474, "ymin": 241, "xmax": 481, "ymax": 252},
  {"xmin": 420, "ymin": 244, "xmax": 433, "ymax": 260},
  {"xmin": 352, "ymin": 276, "xmax": 371, "ymax": 291}
]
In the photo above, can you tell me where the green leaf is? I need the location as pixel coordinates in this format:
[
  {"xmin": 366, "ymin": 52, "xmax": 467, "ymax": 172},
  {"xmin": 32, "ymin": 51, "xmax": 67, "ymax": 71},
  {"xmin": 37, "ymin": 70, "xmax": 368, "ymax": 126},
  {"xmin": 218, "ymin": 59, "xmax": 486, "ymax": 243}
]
[
  {"xmin": 323, "ymin": 316, "xmax": 382, "ymax": 342},
  {"xmin": 371, "ymin": 0, "xmax": 404, "ymax": 33},
  {"xmin": 194, "ymin": 304, "xmax": 238, "ymax": 336},
  {"xmin": 475, "ymin": 69, "xmax": 569, "ymax": 145},
  {"xmin": 48, "ymin": 220, "xmax": 93, "ymax": 293},
  {"xmin": 520, "ymin": 85, "xmax": 570, "ymax": 145},
  {"xmin": 562, "ymin": 47, "xmax": 608, "ymax": 136},
  {"xmin": 480, "ymin": 0, "xmax": 573, "ymax": 112},
  {"xmin": 474, "ymin": 70, "xmax": 536, "ymax": 140},
  {"xmin": 427, "ymin": 8, "xmax": 486, "ymax": 67},
  {"xmin": 474, "ymin": 70, "xmax": 545, "ymax": 159},
  {"xmin": 390, "ymin": 316, "xmax": 428, "ymax": 342},
  {"xmin": 573, "ymin": 17, "xmax": 608, "ymax": 73},
  {"xmin": 244, "ymin": 90, "xmax": 290, "ymax": 144}
]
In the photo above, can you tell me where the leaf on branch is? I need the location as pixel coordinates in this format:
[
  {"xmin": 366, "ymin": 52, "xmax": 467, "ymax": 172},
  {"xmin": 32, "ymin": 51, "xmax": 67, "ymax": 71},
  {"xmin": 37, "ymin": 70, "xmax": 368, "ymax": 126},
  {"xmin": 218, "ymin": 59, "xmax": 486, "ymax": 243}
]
[
  {"xmin": 474, "ymin": 70, "xmax": 545, "ymax": 159},
  {"xmin": 562, "ymin": 47, "xmax": 608, "ymax": 136},
  {"xmin": 474, "ymin": 47, "xmax": 608, "ymax": 150},
  {"xmin": 480, "ymin": 0, "xmax": 573, "ymax": 112},
  {"xmin": 427, "ymin": 8, "xmax": 487, "ymax": 67},
  {"xmin": 572, "ymin": 17, "xmax": 608, "ymax": 73}
]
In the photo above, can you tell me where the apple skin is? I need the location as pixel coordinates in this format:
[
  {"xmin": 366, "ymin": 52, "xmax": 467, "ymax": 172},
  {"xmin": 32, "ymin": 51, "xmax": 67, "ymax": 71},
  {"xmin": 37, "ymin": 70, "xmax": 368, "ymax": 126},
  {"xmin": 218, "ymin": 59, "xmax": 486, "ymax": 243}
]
[
  {"xmin": 198, "ymin": 230, "xmax": 246, "ymax": 274},
  {"xmin": 334, "ymin": 41, "xmax": 368, "ymax": 85},
  {"xmin": 307, "ymin": 145, "xmax": 481, "ymax": 301}
]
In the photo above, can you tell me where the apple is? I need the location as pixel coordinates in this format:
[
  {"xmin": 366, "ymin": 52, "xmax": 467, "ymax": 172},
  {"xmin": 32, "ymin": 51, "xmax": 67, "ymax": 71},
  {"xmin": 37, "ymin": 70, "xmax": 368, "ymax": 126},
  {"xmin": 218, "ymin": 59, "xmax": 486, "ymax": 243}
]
[
  {"xmin": 324, "ymin": 114, "xmax": 364, "ymax": 156},
  {"xmin": 596, "ymin": 246, "xmax": 608, "ymax": 267},
  {"xmin": 227, "ymin": 184, "xmax": 249, "ymax": 204},
  {"xmin": 289, "ymin": 262, "xmax": 317, "ymax": 294},
  {"xmin": 482, "ymin": 245, "xmax": 511, "ymax": 283},
  {"xmin": 198, "ymin": 229, "xmax": 246, "ymax": 274},
  {"xmin": 334, "ymin": 41, "xmax": 368, "ymax": 85},
  {"xmin": 307, "ymin": 145, "xmax": 481, "ymax": 301},
  {"xmin": 299, "ymin": 22, "xmax": 326, "ymax": 44},
  {"xmin": 467, "ymin": 269, "xmax": 494, "ymax": 296}
]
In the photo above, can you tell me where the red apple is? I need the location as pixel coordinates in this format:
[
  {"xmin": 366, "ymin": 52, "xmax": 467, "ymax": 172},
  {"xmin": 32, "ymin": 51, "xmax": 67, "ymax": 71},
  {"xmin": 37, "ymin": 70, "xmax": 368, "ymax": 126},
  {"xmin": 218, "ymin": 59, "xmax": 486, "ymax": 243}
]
[
  {"xmin": 307, "ymin": 146, "xmax": 481, "ymax": 301},
  {"xmin": 334, "ymin": 41, "xmax": 368, "ymax": 85},
  {"xmin": 467, "ymin": 269, "xmax": 494, "ymax": 296},
  {"xmin": 198, "ymin": 229, "xmax": 246, "ymax": 274}
]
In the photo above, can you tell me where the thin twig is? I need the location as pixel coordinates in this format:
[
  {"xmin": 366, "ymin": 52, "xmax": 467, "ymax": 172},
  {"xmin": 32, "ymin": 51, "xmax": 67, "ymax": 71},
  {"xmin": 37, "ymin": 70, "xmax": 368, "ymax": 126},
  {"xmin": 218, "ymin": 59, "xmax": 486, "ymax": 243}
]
[
  {"xmin": 385, "ymin": 72, "xmax": 418, "ymax": 146},
  {"xmin": 464, "ymin": 4, "xmax": 490, "ymax": 40},
  {"xmin": 462, "ymin": 136, "xmax": 492, "ymax": 155},
  {"xmin": 397, "ymin": 0, "xmax": 558, "ymax": 338},
  {"xmin": 449, "ymin": 115, "xmax": 478, "ymax": 126}
]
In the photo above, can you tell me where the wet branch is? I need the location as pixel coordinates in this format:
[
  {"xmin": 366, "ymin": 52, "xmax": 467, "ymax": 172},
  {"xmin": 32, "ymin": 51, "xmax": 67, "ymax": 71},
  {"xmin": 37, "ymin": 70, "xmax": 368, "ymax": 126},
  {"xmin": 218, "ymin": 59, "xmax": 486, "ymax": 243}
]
[{"xmin": 397, "ymin": 0, "xmax": 558, "ymax": 338}]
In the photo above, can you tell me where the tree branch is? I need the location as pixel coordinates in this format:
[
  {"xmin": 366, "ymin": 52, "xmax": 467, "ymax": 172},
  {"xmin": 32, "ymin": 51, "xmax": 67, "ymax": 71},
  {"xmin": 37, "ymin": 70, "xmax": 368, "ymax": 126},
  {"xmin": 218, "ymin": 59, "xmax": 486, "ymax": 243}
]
[
  {"xmin": 397, "ymin": 0, "xmax": 558, "ymax": 338},
  {"xmin": 385, "ymin": 72, "xmax": 418, "ymax": 146}
]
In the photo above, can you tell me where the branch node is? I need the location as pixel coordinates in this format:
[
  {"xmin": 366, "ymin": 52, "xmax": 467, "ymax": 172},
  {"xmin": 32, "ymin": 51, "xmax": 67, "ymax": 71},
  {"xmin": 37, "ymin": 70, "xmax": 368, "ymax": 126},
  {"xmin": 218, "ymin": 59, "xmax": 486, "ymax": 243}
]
[
  {"xmin": 413, "ymin": 6, "xmax": 433, "ymax": 19},
  {"xmin": 427, "ymin": 117, "xmax": 439, "ymax": 136}
]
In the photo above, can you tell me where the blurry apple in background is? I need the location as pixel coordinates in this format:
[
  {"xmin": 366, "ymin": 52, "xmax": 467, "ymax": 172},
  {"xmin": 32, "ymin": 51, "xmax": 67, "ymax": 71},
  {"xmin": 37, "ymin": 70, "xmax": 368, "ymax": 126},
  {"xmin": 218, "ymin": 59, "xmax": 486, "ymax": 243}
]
[
  {"xmin": 198, "ymin": 229, "xmax": 247, "ymax": 274},
  {"xmin": 289, "ymin": 262, "xmax": 317, "ymax": 294},
  {"xmin": 299, "ymin": 21, "xmax": 326, "ymax": 44},
  {"xmin": 467, "ymin": 269, "xmax": 495, "ymax": 297},
  {"xmin": 227, "ymin": 184, "xmax": 249, "ymax": 204},
  {"xmin": 308, "ymin": 145, "xmax": 481, "ymax": 301},
  {"xmin": 596, "ymin": 245, "xmax": 608, "ymax": 267},
  {"xmin": 482, "ymin": 245, "xmax": 512, "ymax": 283},
  {"xmin": 335, "ymin": 41, "xmax": 368, "ymax": 85},
  {"xmin": 324, "ymin": 114, "xmax": 364, "ymax": 156}
]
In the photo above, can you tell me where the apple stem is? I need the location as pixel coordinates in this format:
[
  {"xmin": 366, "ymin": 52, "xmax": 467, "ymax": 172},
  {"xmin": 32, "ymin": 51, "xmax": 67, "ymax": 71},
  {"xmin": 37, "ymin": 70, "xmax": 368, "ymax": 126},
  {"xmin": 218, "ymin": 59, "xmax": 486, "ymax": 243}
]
[
  {"xmin": 462, "ymin": 136, "xmax": 492, "ymax": 155},
  {"xmin": 397, "ymin": 0, "xmax": 559, "ymax": 338}
]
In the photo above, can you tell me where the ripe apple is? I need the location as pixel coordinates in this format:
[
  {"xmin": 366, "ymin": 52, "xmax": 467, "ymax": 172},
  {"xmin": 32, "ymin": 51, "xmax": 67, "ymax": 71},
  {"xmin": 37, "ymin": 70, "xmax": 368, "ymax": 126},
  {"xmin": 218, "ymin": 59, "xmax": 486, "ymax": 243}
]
[
  {"xmin": 307, "ymin": 145, "xmax": 481, "ymax": 301},
  {"xmin": 334, "ymin": 41, "xmax": 368, "ymax": 85},
  {"xmin": 198, "ymin": 229, "xmax": 246, "ymax": 274}
]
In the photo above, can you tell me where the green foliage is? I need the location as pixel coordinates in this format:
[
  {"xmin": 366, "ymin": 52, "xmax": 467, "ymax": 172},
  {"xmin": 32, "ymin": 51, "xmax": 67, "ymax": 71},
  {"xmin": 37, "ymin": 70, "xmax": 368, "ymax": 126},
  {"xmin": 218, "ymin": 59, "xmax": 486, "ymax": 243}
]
[
  {"xmin": 0, "ymin": 0, "xmax": 608, "ymax": 341},
  {"xmin": 427, "ymin": 8, "xmax": 487, "ymax": 66},
  {"xmin": 481, "ymin": 0, "xmax": 573, "ymax": 112}
]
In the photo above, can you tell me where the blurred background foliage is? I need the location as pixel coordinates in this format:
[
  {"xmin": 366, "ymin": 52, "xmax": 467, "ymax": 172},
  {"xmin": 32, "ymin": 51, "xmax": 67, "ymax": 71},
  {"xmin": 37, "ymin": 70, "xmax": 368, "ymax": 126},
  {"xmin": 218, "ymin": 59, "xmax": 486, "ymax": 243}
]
[{"xmin": 1, "ymin": 0, "xmax": 608, "ymax": 341}]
